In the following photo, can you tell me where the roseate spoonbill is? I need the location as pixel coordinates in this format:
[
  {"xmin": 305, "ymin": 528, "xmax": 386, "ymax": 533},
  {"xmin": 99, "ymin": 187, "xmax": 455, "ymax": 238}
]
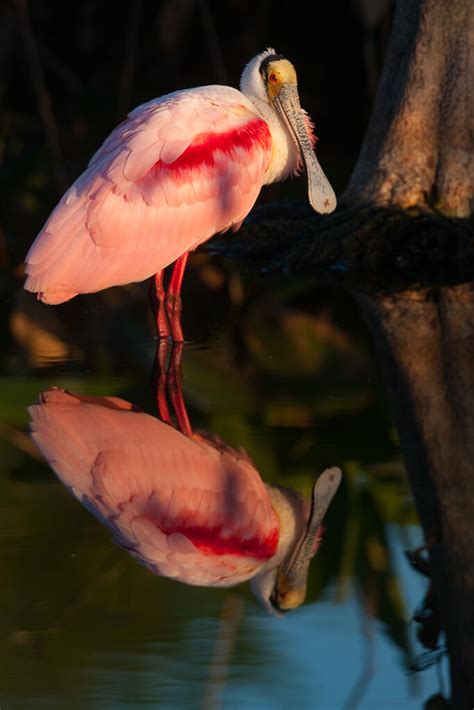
[
  {"xmin": 24, "ymin": 48, "xmax": 336, "ymax": 341},
  {"xmin": 29, "ymin": 387, "xmax": 341, "ymax": 614}
]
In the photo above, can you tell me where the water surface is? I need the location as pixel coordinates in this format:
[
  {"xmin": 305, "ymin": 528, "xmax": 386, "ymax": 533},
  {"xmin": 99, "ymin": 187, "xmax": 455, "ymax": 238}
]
[{"xmin": 0, "ymin": 266, "xmax": 444, "ymax": 708}]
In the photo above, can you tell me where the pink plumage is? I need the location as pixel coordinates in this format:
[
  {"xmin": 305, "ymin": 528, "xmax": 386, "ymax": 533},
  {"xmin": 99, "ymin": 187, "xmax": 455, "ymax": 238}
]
[
  {"xmin": 29, "ymin": 388, "xmax": 279, "ymax": 587},
  {"xmin": 24, "ymin": 87, "xmax": 271, "ymax": 306},
  {"xmin": 23, "ymin": 50, "xmax": 337, "ymax": 341}
]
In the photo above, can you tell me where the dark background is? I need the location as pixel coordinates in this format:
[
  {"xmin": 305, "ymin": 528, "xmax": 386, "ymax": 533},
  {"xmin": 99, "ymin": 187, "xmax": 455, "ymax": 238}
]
[{"xmin": 1, "ymin": 0, "xmax": 393, "ymax": 269}]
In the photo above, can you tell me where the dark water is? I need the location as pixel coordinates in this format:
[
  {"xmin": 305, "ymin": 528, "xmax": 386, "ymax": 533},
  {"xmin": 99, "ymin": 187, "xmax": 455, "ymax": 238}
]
[{"xmin": 0, "ymin": 263, "xmax": 445, "ymax": 708}]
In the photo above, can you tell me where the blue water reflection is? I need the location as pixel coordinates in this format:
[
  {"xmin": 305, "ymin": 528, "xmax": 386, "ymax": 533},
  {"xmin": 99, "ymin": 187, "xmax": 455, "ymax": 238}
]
[{"xmin": 0, "ymin": 527, "xmax": 440, "ymax": 709}]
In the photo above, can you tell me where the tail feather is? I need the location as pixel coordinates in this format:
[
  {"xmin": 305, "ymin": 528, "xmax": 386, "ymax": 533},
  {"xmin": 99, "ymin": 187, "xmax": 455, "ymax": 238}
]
[{"xmin": 24, "ymin": 222, "xmax": 102, "ymax": 303}]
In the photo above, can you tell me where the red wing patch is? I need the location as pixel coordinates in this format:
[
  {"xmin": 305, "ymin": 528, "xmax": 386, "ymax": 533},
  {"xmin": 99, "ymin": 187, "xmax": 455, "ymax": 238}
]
[
  {"xmin": 155, "ymin": 519, "xmax": 279, "ymax": 560},
  {"xmin": 154, "ymin": 118, "xmax": 271, "ymax": 173}
]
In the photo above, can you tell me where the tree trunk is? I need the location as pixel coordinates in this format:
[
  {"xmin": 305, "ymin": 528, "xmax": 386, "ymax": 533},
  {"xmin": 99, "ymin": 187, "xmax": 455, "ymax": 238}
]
[
  {"xmin": 215, "ymin": 2, "xmax": 473, "ymax": 703},
  {"xmin": 346, "ymin": 3, "xmax": 474, "ymax": 704},
  {"xmin": 344, "ymin": 0, "xmax": 473, "ymax": 218}
]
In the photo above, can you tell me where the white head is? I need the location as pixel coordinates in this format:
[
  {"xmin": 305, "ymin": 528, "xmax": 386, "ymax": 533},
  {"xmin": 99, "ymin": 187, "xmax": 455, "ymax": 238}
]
[
  {"xmin": 240, "ymin": 48, "xmax": 337, "ymax": 215},
  {"xmin": 240, "ymin": 48, "xmax": 288, "ymax": 105},
  {"xmin": 251, "ymin": 467, "xmax": 342, "ymax": 616}
]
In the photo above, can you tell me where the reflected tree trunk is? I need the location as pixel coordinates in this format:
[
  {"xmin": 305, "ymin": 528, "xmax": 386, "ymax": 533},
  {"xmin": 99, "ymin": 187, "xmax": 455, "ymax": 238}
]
[
  {"xmin": 217, "ymin": 0, "xmax": 473, "ymax": 705},
  {"xmin": 361, "ymin": 286, "xmax": 474, "ymax": 708}
]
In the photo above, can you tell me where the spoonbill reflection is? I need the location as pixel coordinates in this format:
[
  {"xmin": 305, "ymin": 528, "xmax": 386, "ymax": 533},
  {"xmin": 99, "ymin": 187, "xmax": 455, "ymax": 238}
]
[
  {"xmin": 29, "ymin": 348, "xmax": 340, "ymax": 614},
  {"xmin": 24, "ymin": 48, "xmax": 336, "ymax": 341}
]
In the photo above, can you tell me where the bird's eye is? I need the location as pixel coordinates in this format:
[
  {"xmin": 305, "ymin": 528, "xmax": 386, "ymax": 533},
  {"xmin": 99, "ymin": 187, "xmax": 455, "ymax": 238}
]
[{"xmin": 269, "ymin": 73, "xmax": 278, "ymax": 83}]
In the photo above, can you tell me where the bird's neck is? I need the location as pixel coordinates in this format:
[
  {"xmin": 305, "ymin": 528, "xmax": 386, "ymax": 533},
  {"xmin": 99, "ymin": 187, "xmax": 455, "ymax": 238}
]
[
  {"xmin": 264, "ymin": 484, "xmax": 308, "ymax": 569},
  {"xmin": 247, "ymin": 97, "xmax": 302, "ymax": 185}
]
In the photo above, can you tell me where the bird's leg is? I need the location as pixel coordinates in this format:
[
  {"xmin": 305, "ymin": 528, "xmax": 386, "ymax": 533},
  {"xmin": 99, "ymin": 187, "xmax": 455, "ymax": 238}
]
[
  {"xmin": 166, "ymin": 252, "xmax": 189, "ymax": 342},
  {"xmin": 168, "ymin": 342, "xmax": 192, "ymax": 436},
  {"xmin": 151, "ymin": 338, "xmax": 173, "ymax": 426},
  {"xmin": 149, "ymin": 270, "xmax": 170, "ymax": 339}
]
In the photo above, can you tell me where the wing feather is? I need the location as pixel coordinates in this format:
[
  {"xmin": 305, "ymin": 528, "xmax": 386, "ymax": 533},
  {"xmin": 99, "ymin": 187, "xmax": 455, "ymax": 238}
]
[
  {"xmin": 24, "ymin": 86, "xmax": 271, "ymax": 305},
  {"xmin": 29, "ymin": 389, "xmax": 279, "ymax": 587}
]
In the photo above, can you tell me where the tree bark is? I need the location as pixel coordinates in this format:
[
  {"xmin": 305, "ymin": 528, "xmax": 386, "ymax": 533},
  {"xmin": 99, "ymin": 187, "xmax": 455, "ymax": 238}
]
[{"xmin": 344, "ymin": 0, "xmax": 473, "ymax": 217}]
